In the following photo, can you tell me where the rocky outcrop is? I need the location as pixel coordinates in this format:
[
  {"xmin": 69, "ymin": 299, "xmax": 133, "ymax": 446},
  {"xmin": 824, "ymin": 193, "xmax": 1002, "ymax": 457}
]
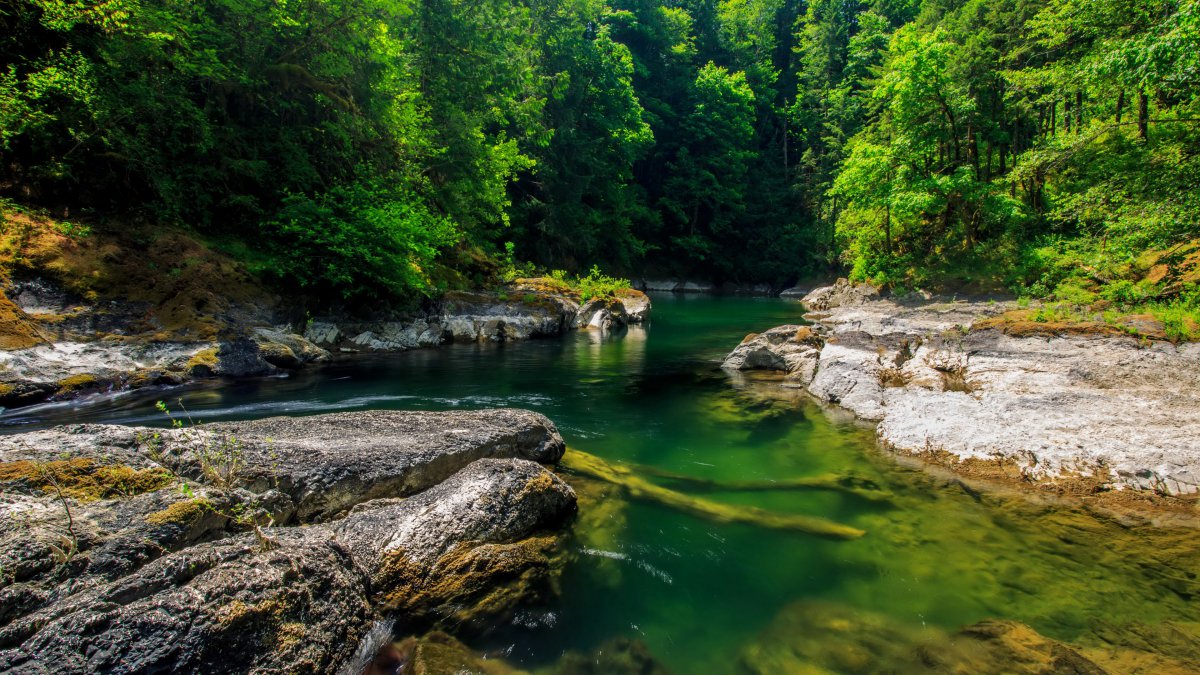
[
  {"xmin": 304, "ymin": 284, "xmax": 650, "ymax": 353},
  {"xmin": 0, "ymin": 328, "xmax": 329, "ymax": 409},
  {"xmin": 0, "ymin": 278, "xmax": 651, "ymax": 409},
  {"xmin": 0, "ymin": 411, "xmax": 577, "ymax": 673},
  {"xmin": 797, "ymin": 277, "xmax": 880, "ymax": 310},
  {"xmin": 723, "ymin": 281, "xmax": 1200, "ymax": 495}
]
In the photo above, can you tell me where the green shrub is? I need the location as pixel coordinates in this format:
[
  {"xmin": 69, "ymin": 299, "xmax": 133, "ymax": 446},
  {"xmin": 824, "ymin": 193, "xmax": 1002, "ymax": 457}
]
[
  {"xmin": 1100, "ymin": 279, "xmax": 1148, "ymax": 306},
  {"xmin": 263, "ymin": 177, "xmax": 459, "ymax": 300},
  {"xmin": 576, "ymin": 265, "xmax": 631, "ymax": 302}
]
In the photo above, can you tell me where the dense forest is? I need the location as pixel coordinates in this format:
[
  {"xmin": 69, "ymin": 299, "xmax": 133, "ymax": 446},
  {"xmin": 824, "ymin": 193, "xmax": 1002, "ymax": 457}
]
[{"xmin": 1, "ymin": 0, "xmax": 1198, "ymax": 311}]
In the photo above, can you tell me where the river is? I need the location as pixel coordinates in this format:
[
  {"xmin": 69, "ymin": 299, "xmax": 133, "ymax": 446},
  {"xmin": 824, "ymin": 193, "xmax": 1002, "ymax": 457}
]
[{"xmin": 3, "ymin": 294, "xmax": 1197, "ymax": 672}]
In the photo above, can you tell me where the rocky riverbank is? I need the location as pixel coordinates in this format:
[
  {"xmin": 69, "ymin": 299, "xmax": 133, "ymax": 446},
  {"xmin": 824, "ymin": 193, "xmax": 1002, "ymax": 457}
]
[
  {"xmin": 0, "ymin": 277, "xmax": 650, "ymax": 410},
  {"xmin": 723, "ymin": 280, "xmax": 1200, "ymax": 497},
  {"xmin": 0, "ymin": 409, "xmax": 577, "ymax": 672}
]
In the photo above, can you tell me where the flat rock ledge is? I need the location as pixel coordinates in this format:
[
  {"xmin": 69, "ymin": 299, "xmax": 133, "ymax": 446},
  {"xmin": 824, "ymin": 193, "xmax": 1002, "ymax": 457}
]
[
  {"xmin": 723, "ymin": 280, "xmax": 1200, "ymax": 495},
  {"xmin": 0, "ymin": 409, "xmax": 576, "ymax": 673}
]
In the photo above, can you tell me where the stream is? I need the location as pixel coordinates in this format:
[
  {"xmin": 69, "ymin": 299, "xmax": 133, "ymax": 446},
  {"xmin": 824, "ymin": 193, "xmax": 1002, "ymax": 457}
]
[{"xmin": 3, "ymin": 294, "xmax": 1198, "ymax": 672}]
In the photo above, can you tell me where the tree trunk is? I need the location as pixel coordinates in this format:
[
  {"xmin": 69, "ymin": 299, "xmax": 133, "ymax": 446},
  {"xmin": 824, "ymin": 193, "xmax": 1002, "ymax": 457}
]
[
  {"xmin": 1075, "ymin": 91, "xmax": 1083, "ymax": 131},
  {"xmin": 829, "ymin": 196, "xmax": 838, "ymax": 256},
  {"xmin": 1064, "ymin": 96, "xmax": 1072, "ymax": 134},
  {"xmin": 884, "ymin": 203, "xmax": 892, "ymax": 256},
  {"xmin": 1050, "ymin": 100, "xmax": 1057, "ymax": 136},
  {"xmin": 1116, "ymin": 90, "xmax": 1125, "ymax": 124},
  {"xmin": 1138, "ymin": 91, "xmax": 1149, "ymax": 141},
  {"xmin": 967, "ymin": 123, "xmax": 980, "ymax": 179}
]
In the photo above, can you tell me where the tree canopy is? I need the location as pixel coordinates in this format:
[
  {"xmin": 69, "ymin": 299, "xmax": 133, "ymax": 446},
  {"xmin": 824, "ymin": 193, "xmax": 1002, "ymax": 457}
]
[{"xmin": 2, "ymin": 0, "xmax": 1197, "ymax": 305}]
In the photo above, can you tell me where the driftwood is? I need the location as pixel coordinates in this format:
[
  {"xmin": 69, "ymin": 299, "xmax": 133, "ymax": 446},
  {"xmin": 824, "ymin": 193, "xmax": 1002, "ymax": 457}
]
[
  {"xmin": 640, "ymin": 465, "xmax": 891, "ymax": 502},
  {"xmin": 560, "ymin": 449, "xmax": 866, "ymax": 540}
]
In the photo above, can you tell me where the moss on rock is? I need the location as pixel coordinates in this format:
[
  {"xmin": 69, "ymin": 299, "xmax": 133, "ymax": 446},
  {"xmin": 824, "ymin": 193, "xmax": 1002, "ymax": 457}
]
[
  {"xmin": 186, "ymin": 347, "xmax": 220, "ymax": 376},
  {"xmin": 54, "ymin": 373, "xmax": 99, "ymax": 396},
  {"xmin": 0, "ymin": 457, "xmax": 175, "ymax": 501},
  {"xmin": 145, "ymin": 498, "xmax": 214, "ymax": 526},
  {"xmin": 378, "ymin": 536, "xmax": 560, "ymax": 631}
]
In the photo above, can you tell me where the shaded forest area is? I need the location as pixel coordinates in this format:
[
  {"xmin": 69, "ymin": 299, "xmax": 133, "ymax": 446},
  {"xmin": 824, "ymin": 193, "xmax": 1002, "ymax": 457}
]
[{"xmin": 1, "ymin": 0, "xmax": 1198, "ymax": 311}]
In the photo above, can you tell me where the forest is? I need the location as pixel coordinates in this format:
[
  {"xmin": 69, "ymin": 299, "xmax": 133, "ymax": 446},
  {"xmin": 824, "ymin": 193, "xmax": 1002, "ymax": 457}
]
[{"xmin": 1, "ymin": 0, "xmax": 1198, "ymax": 313}]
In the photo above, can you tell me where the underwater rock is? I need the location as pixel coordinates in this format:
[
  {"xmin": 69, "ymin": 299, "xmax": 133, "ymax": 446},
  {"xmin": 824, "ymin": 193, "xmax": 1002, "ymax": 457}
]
[
  {"xmin": 551, "ymin": 636, "xmax": 673, "ymax": 675},
  {"xmin": 560, "ymin": 475, "xmax": 630, "ymax": 588},
  {"xmin": 739, "ymin": 600, "xmax": 944, "ymax": 674},
  {"xmin": 736, "ymin": 600, "xmax": 1184, "ymax": 674},
  {"xmin": 394, "ymin": 631, "xmax": 523, "ymax": 675},
  {"xmin": 0, "ymin": 458, "xmax": 576, "ymax": 673}
]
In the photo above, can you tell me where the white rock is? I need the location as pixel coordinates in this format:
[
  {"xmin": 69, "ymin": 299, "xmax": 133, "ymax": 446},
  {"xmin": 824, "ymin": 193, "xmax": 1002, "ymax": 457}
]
[{"xmin": 733, "ymin": 294, "xmax": 1200, "ymax": 495}]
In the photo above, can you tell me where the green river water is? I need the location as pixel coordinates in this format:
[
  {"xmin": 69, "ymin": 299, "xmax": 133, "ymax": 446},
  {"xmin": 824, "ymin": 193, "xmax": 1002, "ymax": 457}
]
[{"xmin": 3, "ymin": 295, "xmax": 1198, "ymax": 672}]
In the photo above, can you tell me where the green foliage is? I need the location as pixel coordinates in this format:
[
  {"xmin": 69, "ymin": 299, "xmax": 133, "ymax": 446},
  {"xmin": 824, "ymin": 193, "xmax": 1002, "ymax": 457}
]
[
  {"xmin": 264, "ymin": 178, "xmax": 459, "ymax": 300},
  {"xmin": 576, "ymin": 265, "xmax": 632, "ymax": 301},
  {"xmin": 1, "ymin": 0, "xmax": 1197, "ymax": 302}
]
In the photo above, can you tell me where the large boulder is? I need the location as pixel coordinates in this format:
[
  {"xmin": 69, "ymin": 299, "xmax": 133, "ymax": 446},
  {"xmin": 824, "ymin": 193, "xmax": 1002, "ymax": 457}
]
[
  {"xmin": 0, "ymin": 458, "xmax": 576, "ymax": 674},
  {"xmin": 721, "ymin": 325, "xmax": 822, "ymax": 385}
]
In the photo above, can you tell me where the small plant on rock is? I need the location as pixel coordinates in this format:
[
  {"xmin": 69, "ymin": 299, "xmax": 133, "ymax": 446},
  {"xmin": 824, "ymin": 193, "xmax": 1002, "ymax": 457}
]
[
  {"xmin": 156, "ymin": 400, "xmax": 245, "ymax": 489},
  {"xmin": 149, "ymin": 400, "xmax": 279, "ymax": 551}
]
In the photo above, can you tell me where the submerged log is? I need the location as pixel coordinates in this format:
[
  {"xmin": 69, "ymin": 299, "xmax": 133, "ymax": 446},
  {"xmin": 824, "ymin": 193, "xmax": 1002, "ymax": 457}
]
[
  {"xmin": 560, "ymin": 449, "xmax": 866, "ymax": 540},
  {"xmin": 640, "ymin": 465, "xmax": 891, "ymax": 502}
]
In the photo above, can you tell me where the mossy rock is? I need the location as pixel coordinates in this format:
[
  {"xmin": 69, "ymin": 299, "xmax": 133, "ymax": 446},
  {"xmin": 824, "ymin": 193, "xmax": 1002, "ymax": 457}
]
[
  {"xmin": 396, "ymin": 632, "xmax": 522, "ymax": 675},
  {"xmin": 0, "ymin": 457, "xmax": 175, "ymax": 501},
  {"xmin": 145, "ymin": 497, "xmax": 215, "ymax": 526},
  {"xmin": 55, "ymin": 373, "xmax": 101, "ymax": 396},
  {"xmin": 378, "ymin": 535, "xmax": 562, "ymax": 633},
  {"xmin": 186, "ymin": 347, "xmax": 220, "ymax": 376}
]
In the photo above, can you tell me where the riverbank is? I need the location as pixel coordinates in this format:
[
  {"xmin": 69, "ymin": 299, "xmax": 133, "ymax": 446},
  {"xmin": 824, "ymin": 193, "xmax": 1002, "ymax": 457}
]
[{"xmin": 723, "ymin": 280, "xmax": 1200, "ymax": 503}]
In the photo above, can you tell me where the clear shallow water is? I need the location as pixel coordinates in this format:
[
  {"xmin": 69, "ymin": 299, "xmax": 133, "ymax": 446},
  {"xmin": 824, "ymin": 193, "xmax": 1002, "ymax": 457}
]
[{"xmin": 4, "ymin": 295, "xmax": 1198, "ymax": 672}]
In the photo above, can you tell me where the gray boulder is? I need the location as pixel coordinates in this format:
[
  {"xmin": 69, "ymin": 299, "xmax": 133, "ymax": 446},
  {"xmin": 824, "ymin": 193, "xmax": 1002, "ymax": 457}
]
[
  {"xmin": 0, "ymin": 458, "xmax": 576, "ymax": 674},
  {"xmin": 800, "ymin": 278, "xmax": 880, "ymax": 310},
  {"xmin": 721, "ymin": 325, "xmax": 823, "ymax": 385}
]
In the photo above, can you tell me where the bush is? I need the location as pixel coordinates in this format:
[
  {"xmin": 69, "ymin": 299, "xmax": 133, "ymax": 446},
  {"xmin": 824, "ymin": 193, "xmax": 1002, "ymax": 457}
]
[
  {"xmin": 1100, "ymin": 279, "xmax": 1147, "ymax": 305},
  {"xmin": 263, "ymin": 177, "xmax": 459, "ymax": 300},
  {"xmin": 576, "ymin": 265, "xmax": 631, "ymax": 302}
]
